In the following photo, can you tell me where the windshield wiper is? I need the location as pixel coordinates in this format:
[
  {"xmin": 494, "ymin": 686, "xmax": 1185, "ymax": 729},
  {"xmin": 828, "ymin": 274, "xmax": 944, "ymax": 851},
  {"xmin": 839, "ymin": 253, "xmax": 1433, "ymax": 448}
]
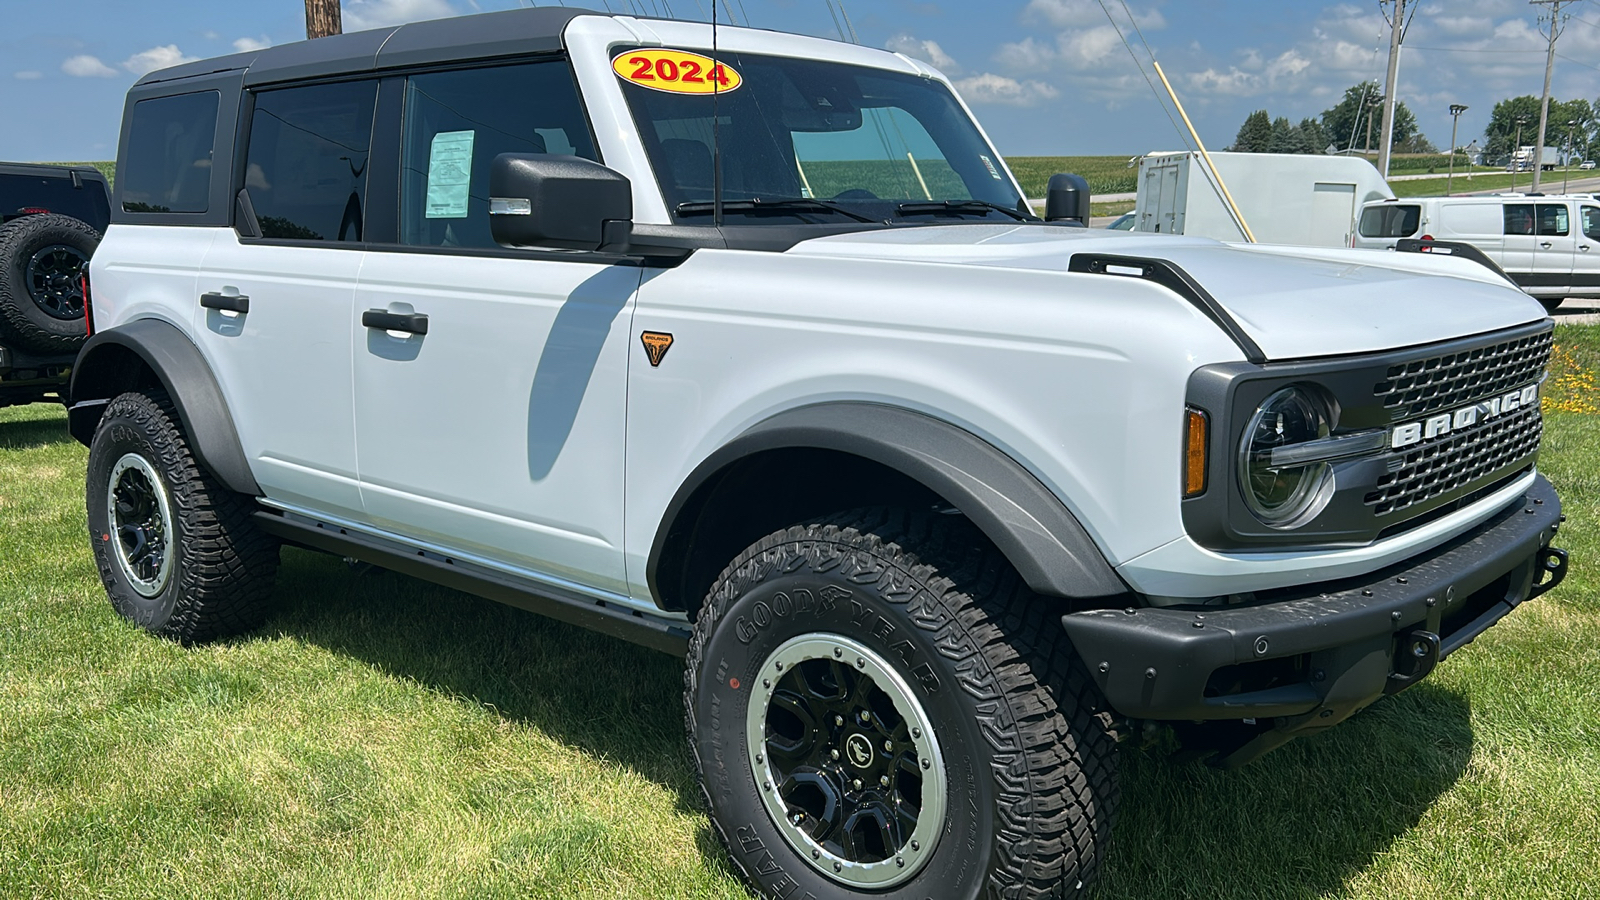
[
  {"xmin": 895, "ymin": 200, "xmax": 1035, "ymax": 222},
  {"xmin": 675, "ymin": 197, "xmax": 879, "ymax": 223}
]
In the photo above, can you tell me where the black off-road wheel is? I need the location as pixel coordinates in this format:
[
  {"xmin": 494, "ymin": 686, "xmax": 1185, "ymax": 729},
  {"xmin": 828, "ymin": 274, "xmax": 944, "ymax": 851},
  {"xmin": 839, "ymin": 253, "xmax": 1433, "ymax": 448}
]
[
  {"xmin": 86, "ymin": 390, "xmax": 279, "ymax": 642},
  {"xmin": 685, "ymin": 509, "xmax": 1119, "ymax": 900},
  {"xmin": 0, "ymin": 214, "xmax": 99, "ymax": 354}
]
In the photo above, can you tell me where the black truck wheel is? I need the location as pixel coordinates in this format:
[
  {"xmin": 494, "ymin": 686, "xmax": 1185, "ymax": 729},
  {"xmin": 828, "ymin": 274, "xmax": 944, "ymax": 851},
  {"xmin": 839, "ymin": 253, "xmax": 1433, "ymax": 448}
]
[
  {"xmin": 86, "ymin": 390, "xmax": 279, "ymax": 642},
  {"xmin": 0, "ymin": 213, "xmax": 99, "ymax": 354},
  {"xmin": 685, "ymin": 509, "xmax": 1119, "ymax": 899}
]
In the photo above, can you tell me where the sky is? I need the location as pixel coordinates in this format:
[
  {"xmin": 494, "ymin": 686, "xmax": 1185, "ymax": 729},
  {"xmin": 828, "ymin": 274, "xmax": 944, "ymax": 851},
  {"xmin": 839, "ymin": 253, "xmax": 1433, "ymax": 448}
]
[{"xmin": 3, "ymin": 0, "xmax": 1600, "ymax": 162}]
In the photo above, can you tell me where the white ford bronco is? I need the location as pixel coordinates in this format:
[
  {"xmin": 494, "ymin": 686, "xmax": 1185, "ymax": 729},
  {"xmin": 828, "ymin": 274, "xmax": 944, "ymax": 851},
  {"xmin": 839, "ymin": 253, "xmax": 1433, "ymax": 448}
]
[{"xmin": 74, "ymin": 8, "xmax": 1569, "ymax": 898}]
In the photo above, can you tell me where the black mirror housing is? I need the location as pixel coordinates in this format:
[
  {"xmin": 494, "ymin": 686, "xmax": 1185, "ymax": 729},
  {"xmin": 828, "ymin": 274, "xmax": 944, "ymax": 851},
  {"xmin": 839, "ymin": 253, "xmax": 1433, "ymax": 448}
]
[
  {"xmin": 489, "ymin": 154, "xmax": 633, "ymax": 252},
  {"xmin": 1045, "ymin": 172, "xmax": 1091, "ymax": 226}
]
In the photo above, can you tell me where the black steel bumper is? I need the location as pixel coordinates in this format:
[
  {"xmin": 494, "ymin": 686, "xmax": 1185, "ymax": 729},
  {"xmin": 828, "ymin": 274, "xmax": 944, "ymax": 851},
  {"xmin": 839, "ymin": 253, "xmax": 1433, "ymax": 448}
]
[{"xmin": 1062, "ymin": 475, "xmax": 1567, "ymax": 766}]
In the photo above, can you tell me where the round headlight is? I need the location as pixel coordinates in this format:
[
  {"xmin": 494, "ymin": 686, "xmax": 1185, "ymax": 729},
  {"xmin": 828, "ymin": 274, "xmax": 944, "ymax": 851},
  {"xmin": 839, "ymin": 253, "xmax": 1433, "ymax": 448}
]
[{"xmin": 1238, "ymin": 386, "xmax": 1334, "ymax": 527}]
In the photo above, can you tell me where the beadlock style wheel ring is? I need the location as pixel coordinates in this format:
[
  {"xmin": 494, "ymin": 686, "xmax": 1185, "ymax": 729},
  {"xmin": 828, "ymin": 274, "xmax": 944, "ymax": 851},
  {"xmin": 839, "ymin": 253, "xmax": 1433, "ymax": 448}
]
[
  {"xmin": 745, "ymin": 633, "xmax": 947, "ymax": 889},
  {"xmin": 106, "ymin": 453, "xmax": 175, "ymax": 598}
]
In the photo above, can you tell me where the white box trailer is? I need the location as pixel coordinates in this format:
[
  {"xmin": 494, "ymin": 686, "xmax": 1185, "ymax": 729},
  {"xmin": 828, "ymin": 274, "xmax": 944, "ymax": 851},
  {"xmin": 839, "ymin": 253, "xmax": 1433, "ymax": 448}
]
[{"xmin": 1132, "ymin": 151, "xmax": 1394, "ymax": 247}]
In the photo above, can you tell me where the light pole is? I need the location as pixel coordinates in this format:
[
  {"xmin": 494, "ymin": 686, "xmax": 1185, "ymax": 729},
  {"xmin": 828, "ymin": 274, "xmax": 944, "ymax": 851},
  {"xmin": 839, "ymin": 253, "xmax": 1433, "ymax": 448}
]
[
  {"xmin": 1513, "ymin": 114, "xmax": 1531, "ymax": 193},
  {"xmin": 1563, "ymin": 120, "xmax": 1576, "ymax": 193},
  {"xmin": 1448, "ymin": 104, "xmax": 1468, "ymax": 196}
]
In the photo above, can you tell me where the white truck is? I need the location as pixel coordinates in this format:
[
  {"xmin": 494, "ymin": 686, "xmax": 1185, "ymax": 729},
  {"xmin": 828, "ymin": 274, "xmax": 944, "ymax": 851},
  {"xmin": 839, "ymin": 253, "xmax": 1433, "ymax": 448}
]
[
  {"xmin": 1132, "ymin": 151, "xmax": 1394, "ymax": 247},
  {"xmin": 71, "ymin": 9, "xmax": 1567, "ymax": 899}
]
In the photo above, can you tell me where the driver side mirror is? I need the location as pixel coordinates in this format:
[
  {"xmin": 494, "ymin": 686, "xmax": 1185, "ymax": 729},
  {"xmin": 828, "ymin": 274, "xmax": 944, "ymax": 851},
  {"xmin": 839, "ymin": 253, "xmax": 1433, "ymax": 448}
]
[
  {"xmin": 1044, "ymin": 173, "xmax": 1091, "ymax": 227},
  {"xmin": 489, "ymin": 154, "xmax": 633, "ymax": 252}
]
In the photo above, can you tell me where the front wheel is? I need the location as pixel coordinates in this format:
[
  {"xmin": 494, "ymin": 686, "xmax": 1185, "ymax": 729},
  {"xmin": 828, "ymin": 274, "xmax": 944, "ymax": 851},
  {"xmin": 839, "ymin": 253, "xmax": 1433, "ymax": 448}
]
[{"xmin": 685, "ymin": 509, "xmax": 1119, "ymax": 899}]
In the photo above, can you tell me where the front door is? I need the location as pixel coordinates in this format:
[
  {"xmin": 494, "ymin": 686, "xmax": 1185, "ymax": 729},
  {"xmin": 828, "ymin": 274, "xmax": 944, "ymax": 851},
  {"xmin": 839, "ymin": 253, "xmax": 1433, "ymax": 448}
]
[
  {"xmin": 1533, "ymin": 202, "xmax": 1576, "ymax": 297},
  {"xmin": 1501, "ymin": 202, "xmax": 1540, "ymax": 289},
  {"xmin": 194, "ymin": 78, "xmax": 378, "ymax": 521},
  {"xmin": 1577, "ymin": 205, "xmax": 1600, "ymax": 296},
  {"xmin": 350, "ymin": 59, "xmax": 636, "ymax": 599}
]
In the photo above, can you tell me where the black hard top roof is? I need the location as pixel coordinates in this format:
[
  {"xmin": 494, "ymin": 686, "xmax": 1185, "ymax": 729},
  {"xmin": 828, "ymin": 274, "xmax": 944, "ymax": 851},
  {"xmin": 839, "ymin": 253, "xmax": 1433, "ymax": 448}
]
[{"xmin": 133, "ymin": 6, "xmax": 603, "ymax": 88}]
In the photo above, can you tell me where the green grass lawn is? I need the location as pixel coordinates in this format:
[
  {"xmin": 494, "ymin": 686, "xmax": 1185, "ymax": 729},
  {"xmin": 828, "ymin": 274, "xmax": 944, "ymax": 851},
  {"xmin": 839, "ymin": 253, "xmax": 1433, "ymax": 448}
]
[
  {"xmin": 1390, "ymin": 170, "xmax": 1597, "ymax": 198},
  {"xmin": 2, "ymin": 327, "xmax": 1597, "ymax": 899}
]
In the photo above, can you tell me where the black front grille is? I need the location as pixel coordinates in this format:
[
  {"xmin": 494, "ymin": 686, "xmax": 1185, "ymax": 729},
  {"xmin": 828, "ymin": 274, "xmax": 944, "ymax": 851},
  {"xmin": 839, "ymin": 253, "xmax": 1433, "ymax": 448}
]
[
  {"xmin": 1364, "ymin": 405, "xmax": 1542, "ymax": 516},
  {"xmin": 1374, "ymin": 330, "xmax": 1552, "ymax": 419}
]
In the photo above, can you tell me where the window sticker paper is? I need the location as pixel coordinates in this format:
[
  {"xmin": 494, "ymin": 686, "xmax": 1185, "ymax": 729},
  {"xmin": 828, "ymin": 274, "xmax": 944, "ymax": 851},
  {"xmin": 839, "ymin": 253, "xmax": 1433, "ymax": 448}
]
[{"xmin": 426, "ymin": 130, "xmax": 475, "ymax": 218}]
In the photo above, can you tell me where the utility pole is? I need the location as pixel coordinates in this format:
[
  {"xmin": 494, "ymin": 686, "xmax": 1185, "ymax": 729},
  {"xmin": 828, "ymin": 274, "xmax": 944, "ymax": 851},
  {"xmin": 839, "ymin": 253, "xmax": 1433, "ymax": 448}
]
[
  {"xmin": 1530, "ymin": 0, "xmax": 1573, "ymax": 193},
  {"xmin": 1377, "ymin": 0, "xmax": 1413, "ymax": 179},
  {"xmin": 1513, "ymin": 114, "xmax": 1530, "ymax": 193},
  {"xmin": 306, "ymin": 0, "xmax": 342, "ymax": 39},
  {"xmin": 1448, "ymin": 104, "xmax": 1468, "ymax": 196}
]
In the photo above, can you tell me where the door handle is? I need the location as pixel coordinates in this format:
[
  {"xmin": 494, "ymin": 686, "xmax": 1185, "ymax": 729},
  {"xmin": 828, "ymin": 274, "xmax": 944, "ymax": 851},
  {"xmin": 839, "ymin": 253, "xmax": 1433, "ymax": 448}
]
[
  {"xmin": 362, "ymin": 309, "xmax": 429, "ymax": 335},
  {"xmin": 1539, "ymin": 241, "xmax": 1553, "ymax": 249},
  {"xmin": 200, "ymin": 292, "xmax": 249, "ymax": 314},
  {"xmin": 1581, "ymin": 244, "xmax": 1591, "ymax": 251}
]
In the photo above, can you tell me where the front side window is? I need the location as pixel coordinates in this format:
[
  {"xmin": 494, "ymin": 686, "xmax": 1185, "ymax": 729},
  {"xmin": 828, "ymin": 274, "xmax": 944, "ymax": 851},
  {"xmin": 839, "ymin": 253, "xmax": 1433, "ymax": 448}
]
[
  {"xmin": 1504, "ymin": 203, "xmax": 1534, "ymax": 236},
  {"xmin": 244, "ymin": 80, "xmax": 377, "ymax": 242},
  {"xmin": 399, "ymin": 61, "xmax": 598, "ymax": 249},
  {"xmin": 121, "ymin": 91, "xmax": 219, "ymax": 213},
  {"xmin": 616, "ymin": 50, "xmax": 1026, "ymax": 224},
  {"xmin": 1537, "ymin": 203, "xmax": 1570, "ymax": 237},
  {"xmin": 1583, "ymin": 206, "xmax": 1600, "ymax": 241},
  {"xmin": 1357, "ymin": 204, "xmax": 1418, "ymax": 238}
]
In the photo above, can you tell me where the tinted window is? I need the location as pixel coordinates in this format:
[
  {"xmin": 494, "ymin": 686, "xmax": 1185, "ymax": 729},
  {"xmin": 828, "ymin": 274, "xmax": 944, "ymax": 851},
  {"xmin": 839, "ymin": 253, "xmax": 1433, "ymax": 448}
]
[
  {"xmin": 245, "ymin": 80, "xmax": 377, "ymax": 242},
  {"xmin": 0, "ymin": 172, "xmax": 111, "ymax": 230},
  {"xmin": 1357, "ymin": 204, "xmax": 1419, "ymax": 238},
  {"xmin": 1583, "ymin": 206, "xmax": 1600, "ymax": 241},
  {"xmin": 1503, "ymin": 203, "xmax": 1534, "ymax": 236},
  {"xmin": 1537, "ymin": 203, "xmax": 1569, "ymax": 236},
  {"xmin": 399, "ymin": 62, "xmax": 597, "ymax": 248},
  {"xmin": 121, "ymin": 91, "xmax": 219, "ymax": 213}
]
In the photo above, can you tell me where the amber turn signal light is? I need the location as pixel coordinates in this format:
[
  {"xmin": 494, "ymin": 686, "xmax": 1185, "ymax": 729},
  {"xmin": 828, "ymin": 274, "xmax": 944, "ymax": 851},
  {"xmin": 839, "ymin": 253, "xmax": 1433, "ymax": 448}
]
[{"xmin": 1184, "ymin": 408, "xmax": 1208, "ymax": 498}]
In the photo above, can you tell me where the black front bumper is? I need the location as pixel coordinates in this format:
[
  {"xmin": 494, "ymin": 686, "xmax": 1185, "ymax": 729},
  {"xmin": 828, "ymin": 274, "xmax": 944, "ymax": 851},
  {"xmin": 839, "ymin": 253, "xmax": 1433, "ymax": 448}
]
[{"xmin": 1062, "ymin": 475, "xmax": 1567, "ymax": 766}]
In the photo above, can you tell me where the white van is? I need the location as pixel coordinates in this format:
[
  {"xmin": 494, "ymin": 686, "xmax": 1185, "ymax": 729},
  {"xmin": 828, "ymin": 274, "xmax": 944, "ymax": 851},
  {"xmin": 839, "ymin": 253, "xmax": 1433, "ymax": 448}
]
[{"xmin": 1354, "ymin": 193, "xmax": 1600, "ymax": 311}]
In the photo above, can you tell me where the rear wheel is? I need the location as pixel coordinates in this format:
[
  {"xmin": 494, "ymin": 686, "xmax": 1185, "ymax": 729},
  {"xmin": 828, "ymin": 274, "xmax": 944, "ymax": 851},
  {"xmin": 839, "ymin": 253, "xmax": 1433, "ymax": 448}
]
[
  {"xmin": 685, "ymin": 509, "xmax": 1119, "ymax": 899},
  {"xmin": 86, "ymin": 390, "xmax": 279, "ymax": 642},
  {"xmin": 1539, "ymin": 297, "xmax": 1564, "ymax": 314},
  {"xmin": 0, "ymin": 214, "xmax": 99, "ymax": 354}
]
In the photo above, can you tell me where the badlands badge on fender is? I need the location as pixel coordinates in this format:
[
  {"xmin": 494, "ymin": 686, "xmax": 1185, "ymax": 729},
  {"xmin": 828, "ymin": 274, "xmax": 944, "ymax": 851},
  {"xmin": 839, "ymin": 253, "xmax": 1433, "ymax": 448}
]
[
  {"xmin": 641, "ymin": 331, "xmax": 674, "ymax": 367},
  {"xmin": 612, "ymin": 49, "xmax": 742, "ymax": 94}
]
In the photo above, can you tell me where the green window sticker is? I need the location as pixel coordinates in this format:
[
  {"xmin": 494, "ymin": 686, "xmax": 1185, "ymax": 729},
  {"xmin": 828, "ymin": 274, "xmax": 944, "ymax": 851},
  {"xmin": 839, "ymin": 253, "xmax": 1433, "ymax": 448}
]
[{"xmin": 426, "ymin": 130, "xmax": 475, "ymax": 218}]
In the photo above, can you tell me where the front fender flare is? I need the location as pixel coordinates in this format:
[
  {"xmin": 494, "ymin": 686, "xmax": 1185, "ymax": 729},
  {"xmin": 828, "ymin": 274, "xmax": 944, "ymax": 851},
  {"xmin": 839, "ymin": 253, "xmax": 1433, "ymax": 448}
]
[
  {"xmin": 649, "ymin": 402, "xmax": 1127, "ymax": 602},
  {"xmin": 69, "ymin": 319, "xmax": 259, "ymax": 496}
]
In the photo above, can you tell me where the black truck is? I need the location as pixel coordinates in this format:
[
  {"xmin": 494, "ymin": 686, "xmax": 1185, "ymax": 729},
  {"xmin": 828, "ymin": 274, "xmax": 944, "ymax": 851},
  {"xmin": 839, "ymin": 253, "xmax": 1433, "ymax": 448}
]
[{"xmin": 0, "ymin": 162, "xmax": 109, "ymax": 408}]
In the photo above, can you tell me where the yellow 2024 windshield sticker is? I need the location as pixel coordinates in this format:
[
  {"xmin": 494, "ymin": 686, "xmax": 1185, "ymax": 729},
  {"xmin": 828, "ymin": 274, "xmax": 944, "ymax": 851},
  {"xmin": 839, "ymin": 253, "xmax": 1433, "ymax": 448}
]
[{"xmin": 612, "ymin": 49, "xmax": 742, "ymax": 95}]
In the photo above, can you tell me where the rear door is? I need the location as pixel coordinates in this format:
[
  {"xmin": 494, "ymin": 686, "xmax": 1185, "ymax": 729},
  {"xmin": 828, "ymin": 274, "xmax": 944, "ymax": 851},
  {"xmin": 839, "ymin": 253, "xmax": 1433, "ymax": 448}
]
[
  {"xmin": 350, "ymin": 59, "xmax": 636, "ymax": 599},
  {"xmin": 1500, "ymin": 202, "xmax": 1539, "ymax": 287},
  {"xmin": 1310, "ymin": 182, "xmax": 1356, "ymax": 247},
  {"xmin": 194, "ymin": 79, "xmax": 378, "ymax": 520}
]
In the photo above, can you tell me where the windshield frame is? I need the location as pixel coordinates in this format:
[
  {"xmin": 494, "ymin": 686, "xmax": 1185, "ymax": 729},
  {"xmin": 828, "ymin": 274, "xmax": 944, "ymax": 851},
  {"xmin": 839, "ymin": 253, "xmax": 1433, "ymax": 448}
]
[{"xmin": 613, "ymin": 46, "xmax": 1030, "ymax": 227}]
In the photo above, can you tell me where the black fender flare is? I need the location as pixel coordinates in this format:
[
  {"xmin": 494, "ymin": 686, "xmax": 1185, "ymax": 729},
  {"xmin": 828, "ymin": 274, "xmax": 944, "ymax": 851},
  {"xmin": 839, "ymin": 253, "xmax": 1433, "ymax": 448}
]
[
  {"xmin": 648, "ymin": 402, "xmax": 1127, "ymax": 603},
  {"xmin": 68, "ymin": 318, "xmax": 260, "ymax": 496}
]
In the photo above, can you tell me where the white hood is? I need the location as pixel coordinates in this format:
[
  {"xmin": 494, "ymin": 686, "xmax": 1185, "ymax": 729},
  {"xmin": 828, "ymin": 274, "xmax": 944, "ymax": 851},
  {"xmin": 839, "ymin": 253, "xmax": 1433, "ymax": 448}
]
[{"xmin": 784, "ymin": 224, "xmax": 1547, "ymax": 360}]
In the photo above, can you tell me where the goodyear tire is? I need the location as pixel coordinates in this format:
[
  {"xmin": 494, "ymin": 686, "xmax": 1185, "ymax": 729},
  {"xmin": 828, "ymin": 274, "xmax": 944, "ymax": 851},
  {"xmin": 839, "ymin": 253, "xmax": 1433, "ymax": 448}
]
[
  {"xmin": 86, "ymin": 390, "xmax": 279, "ymax": 642},
  {"xmin": 685, "ymin": 509, "xmax": 1119, "ymax": 899},
  {"xmin": 0, "ymin": 213, "xmax": 99, "ymax": 354}
]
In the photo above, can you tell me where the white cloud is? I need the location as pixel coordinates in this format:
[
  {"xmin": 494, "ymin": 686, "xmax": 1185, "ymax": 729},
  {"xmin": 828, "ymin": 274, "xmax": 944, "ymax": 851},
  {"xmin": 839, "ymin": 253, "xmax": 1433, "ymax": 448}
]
[
  {"xmin": 13, "ymin": 70, "xmax": 43, "ymax": 80},
  {"xmin": 344, "ymin": 0, "xmax": 460, "ymax": 31},
  {"xmin": 233, "ymin": 36, "xmax": 271, "ymax": 53},
  {"xmin": 1024, "ymin": 0, "xmax": 1164, "ymax": 30},
  {"xmin": 61, "ymin": 55, "xmax": 119, "ymax": 78},
  {"xmin": 122, "ymin": 45, "xmax": 199, "ymax": 76},
  {"xmin": 884, "ymin": 34, "xmax": 959, "ymax": 74},
  {"xmin": 954, "ymin": 73, "xmax": 1061, "ymax": 107}
]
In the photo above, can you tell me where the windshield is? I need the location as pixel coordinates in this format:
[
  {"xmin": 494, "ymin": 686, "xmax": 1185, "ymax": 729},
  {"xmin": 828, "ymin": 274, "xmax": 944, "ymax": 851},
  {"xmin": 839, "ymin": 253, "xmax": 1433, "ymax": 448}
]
[
  {"xmin": 615, "ymin": 49, "xmax": 1028, "ymax": 224},
  {"xmin": 1358, "ymin": 204, "xmax": 1419, "ymax": 238}
]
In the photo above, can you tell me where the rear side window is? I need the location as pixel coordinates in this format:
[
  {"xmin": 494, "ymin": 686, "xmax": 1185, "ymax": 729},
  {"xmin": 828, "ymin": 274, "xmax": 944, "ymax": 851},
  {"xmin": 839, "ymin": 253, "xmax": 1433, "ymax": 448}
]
[
  {"xmin": 1503, "ymin": 203, "xmax": 1534, "ymax": 235},
  {"xmin": 1357, "ymin": 204, "xmax": 1418, "ymax": 238},
  {"xmin": 1536, "ymin": 203, "xmax": 1569, "ymax": 236},
  {"xmin": 121, "ymin": 91, "xmax": 219, "ymax": 213},
  {"xmin": 398, "ymin": 61, "xmax": 597, "ymax": 249},
  {"xmin": 244, "ymin": 80, "xmax": 378, "ymax": 242}
]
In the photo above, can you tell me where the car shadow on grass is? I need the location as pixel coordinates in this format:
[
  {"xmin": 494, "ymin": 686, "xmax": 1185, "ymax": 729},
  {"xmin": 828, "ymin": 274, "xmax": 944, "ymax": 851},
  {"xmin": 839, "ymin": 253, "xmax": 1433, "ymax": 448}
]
[
  {"xmin": 1093, "ymin": 683, "xmax": 1472, "ymax": 898},
  {"xmin": 0, "ymin": 405, "xmax": 73, "ymax": 451},
  {"xmin": 266, "ymin": 547, "xmax": 1472, "ymax": 899}
]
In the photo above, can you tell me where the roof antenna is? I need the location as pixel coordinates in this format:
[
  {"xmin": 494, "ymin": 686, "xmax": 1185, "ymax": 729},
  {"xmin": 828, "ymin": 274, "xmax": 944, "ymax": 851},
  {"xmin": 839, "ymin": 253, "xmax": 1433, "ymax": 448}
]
[{"xmin": 712, "ymin": 0, "xmax": 722, "ymax": 227}]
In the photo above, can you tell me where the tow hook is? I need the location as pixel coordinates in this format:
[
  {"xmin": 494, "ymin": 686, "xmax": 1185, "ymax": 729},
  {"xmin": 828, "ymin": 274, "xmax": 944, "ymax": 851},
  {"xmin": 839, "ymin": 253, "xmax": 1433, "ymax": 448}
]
[
  {"xmin": 1384, "ymin": 629, "xmax": 1440, "ymax": 695},
  {"xmin": 1528, "ymin": 547, "xmax": 1569, "ymax": 600}
]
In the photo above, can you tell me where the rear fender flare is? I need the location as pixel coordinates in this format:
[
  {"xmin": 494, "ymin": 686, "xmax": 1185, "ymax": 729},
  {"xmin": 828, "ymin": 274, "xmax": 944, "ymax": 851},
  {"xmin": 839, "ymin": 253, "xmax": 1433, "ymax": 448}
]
[{"xmin": 69, "ymin": 318, "xmax": 259, "ymax": 496}]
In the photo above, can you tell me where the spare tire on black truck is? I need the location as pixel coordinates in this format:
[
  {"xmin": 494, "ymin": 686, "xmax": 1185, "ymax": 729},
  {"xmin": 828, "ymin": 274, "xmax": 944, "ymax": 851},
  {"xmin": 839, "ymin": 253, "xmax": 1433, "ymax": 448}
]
[{"xmin": 0, "ymin": 213, "xmax": 99, "ymax": 355}]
